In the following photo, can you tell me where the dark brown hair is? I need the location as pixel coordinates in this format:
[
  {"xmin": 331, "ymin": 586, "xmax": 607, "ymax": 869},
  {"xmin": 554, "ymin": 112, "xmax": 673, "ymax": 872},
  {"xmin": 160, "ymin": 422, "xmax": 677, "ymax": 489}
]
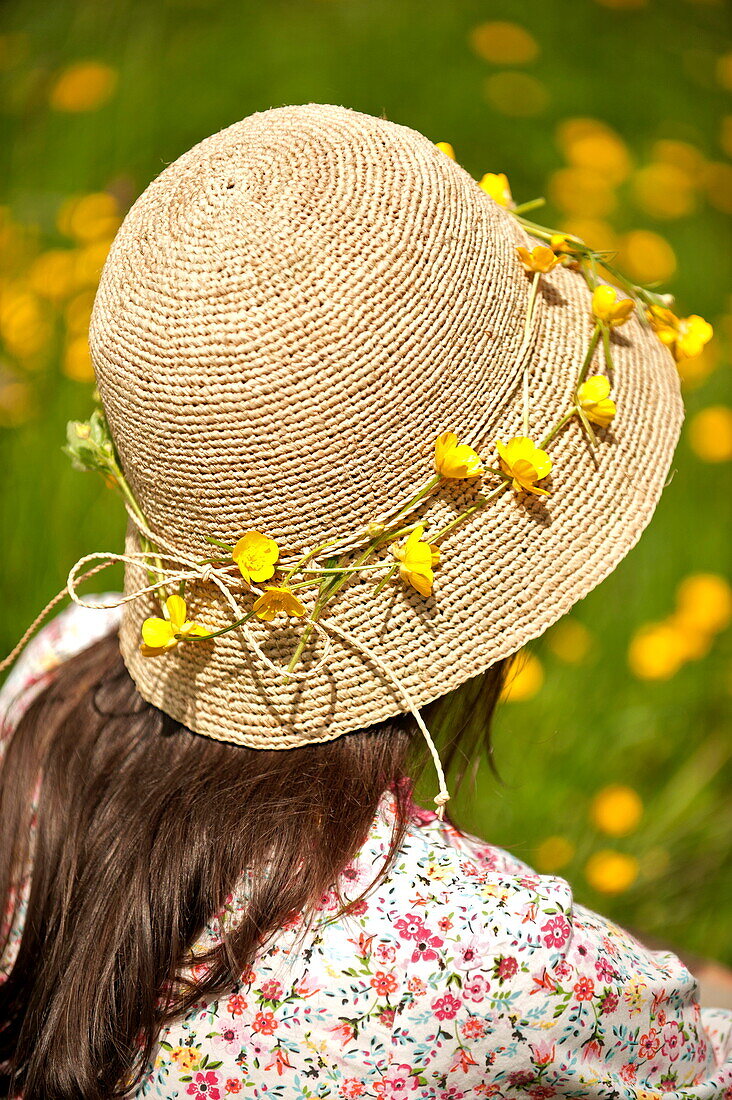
[{"xmin": 0, "ymin": 631, "xmax": 507, "ymax": 1099}]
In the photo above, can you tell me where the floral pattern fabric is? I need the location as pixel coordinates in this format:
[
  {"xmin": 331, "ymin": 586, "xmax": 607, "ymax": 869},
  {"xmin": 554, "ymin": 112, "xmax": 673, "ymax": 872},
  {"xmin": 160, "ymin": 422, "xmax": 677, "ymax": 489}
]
[{"xmin": 1, "ymin": 602, "xmax": 731, "ymax": 1099}]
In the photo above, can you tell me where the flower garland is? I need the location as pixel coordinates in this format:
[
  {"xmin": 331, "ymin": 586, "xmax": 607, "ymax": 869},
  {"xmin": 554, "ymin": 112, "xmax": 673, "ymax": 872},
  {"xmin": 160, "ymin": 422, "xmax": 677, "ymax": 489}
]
[{"xmin": 61, "ymin": 154, "xmax": 712, "ymax": 686}]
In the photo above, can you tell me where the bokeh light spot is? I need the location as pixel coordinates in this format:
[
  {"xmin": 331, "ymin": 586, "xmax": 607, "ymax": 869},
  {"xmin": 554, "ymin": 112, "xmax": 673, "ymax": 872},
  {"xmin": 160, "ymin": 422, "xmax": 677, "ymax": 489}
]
[
  {"xmin": 50, "ymin": 61, "xmax": 117, "ymax": 113},
  {"xmin": 617, "ymin": 230, "xmax": 677, "ymax": 284},
  {"xmin": 469, "ymin": 22, "xmax": 539, "ymax": 65},
  {"xmin": 484, "ymin": 72, "xmax": 549, "ymax": 117},
  {"xmin": 688, "ymin": 405, "xmax": 732, "ymax": 462}
]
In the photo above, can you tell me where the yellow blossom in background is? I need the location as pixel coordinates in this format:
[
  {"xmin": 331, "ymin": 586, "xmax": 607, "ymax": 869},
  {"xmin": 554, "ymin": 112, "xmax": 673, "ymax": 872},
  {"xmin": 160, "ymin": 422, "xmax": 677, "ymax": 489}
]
[
  {"xmin": 496, "ymin": 436, "xmax": 552, "ymax": 496},
  {"xmin": 434, "ymin": 431, "xmax": 483, "ymax": 479},
  {"xmin": 576, "ymin": 375, "xmax": 616, "ymax": 428},
  {"xmin": 0, "ymin": 377, "xmax": 34, "ymax": 427},
  {"xmin": 57, "ymin": 192, "xmax": 120, "ymax": 243},
  {"xmin": 484, "ymin": 73, "xmax": 549, "ymax": 118},
  {"xmin": 478, "ymin": 173, "xmax": 512, "ymax": 207},
  {"xmin": 140, "ymin": 595, "xmax": 211, "ymax": 657},
  {"xmin": 516, "ymin": 244, "xmax": 559, "ymax": 274},
  {"xmin": 592, "ymin": 285, "xmax": 634, "ymax": 328},
  {"xmin": 549, "ymin": 167, "xmax": 617, "ymax": 219},
  {"xmin": 628, "ymin": 621, "xmax": 689, "ymax": 680},
  {"xmin": 632, "ymin": 163, "xmax": 696, "ymax": 219},
  {"xmin": 27, "ymin": 250, "xmax": 77, "ymax": 302},
  {"xmin": 546, "ymin": 618, "xmax": 593, "ymax": 663},
  {"xmin": 535, "ymin": 835, "xmax": 575, "ymax": 873},
  {"xmin": 651, "ymin": 139, "xmax": 707, "ymax": 184},
  {"xmin": 232, "ymin": 531, "xmax": 279, "ymax": 584},
  {"xmin": 435, "ymin": 141, "xmax": 455, "ymax": 160},
  {"xmin": 252, "ymin": 585, "xmax": 306, "ymax": 622},
  {"xmin": 675, "ymin": 573, "xmax": 732, "ymax": 635},
  {"xmin": 63, "ymin": 337, "xmax": 95, "ymax": 382},
  {"xmin": 560, "ymin": 219, "xmax": 618, "ymax": 254},
  {"xmin": 716, "ymin": 51, "xmax": 732, "ymax": 91},
  {"xmin": 65, "ymin": 290, "xmax": 95, "ymax": 335},
  {"xmin": 591, "ymin": 785, "xmax": 643, "ymax": 837},
  {"xmin": 585, "ymin": 850, "xmax": 639, "ymax": 894},
  {"xmin": 703, "ymin": 162, "xmax": 732, "ymax": 215},
  {"xmin": 49, "ymin": 61, "xmax": 117, "ymax": 113},
  {"xmin": 469, "ymin": 21, "xmax": 539, "ymax": 65},
  {"xmin": 688, "ymin": 406, "xmax": 732, "ymax": 463},
  {"xmin": 676, "ymin": 343, "xmax": 717, "ymax": 389},
  {"xmin": 617, "ymin": 230, "xmax": 677, "ymax": 284},
  {"xmin": 500, "ymin": 651, "xmax": 544, "ymax": 702},
  {"xmin": 561, "ymin": 122, "xmax": 631, "ymax": 186},
  {"xmin": 0, "ymin": 287, "xmax": 52, "ymax": 360},
  {"xmin": 721, "ymin": 116, "xmax": 732, "ymax": 159},
  {"xmin": 73, "ymin": 240, "xmax": 114, "ymax": 288},
  {"xmin": 392, "ymin": 525, "xmax": 440, "ymax": 597}
]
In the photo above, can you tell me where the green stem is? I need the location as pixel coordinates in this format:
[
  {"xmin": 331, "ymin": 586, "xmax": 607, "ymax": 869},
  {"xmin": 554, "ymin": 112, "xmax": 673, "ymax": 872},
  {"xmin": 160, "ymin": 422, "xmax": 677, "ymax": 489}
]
[
  {"xmin": 430, "ymin": 484, "xmax": 508, "ymax": 542},
  {"xmin": 540, "ymin": 408, "xmax": 576, "ymax": 450},
  {"xmin": 601, "ymin": 324, "xmax": 614, "ymax": 374},
  {"xmin": 372, "ymin": 561, "xmax": 399, "ymax": 596},
  {"xmin": 205, "ymin": 535, "xmax": 235, "ymax": 553},
  {"xmin": 512, "ymin": 197, "xmax": 546, "ymax": 215},
  {"xmin": 522, "ymin": 272, "xmax": 541, "ymax": 435},
  {"xmin": 574, "ymin": 325, "xmax": 602, "ymax": 396}
]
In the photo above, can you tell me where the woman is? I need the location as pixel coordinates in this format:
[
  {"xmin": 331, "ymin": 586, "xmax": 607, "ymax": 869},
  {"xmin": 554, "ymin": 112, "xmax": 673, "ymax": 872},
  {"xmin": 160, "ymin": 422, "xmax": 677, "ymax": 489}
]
[{"xmin": 1, "ymin": 104, "xmax": 729, "ymax": 1098}]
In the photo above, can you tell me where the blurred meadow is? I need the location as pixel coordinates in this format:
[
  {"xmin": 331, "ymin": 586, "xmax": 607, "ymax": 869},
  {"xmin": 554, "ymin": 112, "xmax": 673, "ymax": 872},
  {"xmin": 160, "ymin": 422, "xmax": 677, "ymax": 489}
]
[{"xmin": 0, "ymin": 0, "xmax": 730, "ymax": 961}]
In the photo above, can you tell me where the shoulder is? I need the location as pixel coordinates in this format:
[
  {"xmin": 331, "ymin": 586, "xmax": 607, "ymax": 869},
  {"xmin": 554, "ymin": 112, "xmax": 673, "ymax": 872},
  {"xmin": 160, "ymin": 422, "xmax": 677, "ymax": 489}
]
[{"xmin": 0, "ymin": 597, "xmax": 121, "ymax": 735}]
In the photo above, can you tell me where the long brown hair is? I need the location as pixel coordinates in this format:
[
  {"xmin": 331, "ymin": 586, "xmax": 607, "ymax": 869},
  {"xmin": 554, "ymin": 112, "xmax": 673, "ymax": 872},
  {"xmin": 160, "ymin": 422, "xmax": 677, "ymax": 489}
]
[{"xmin": 0, "ymin": 630, "xmax": 508, "ymax": 1099}]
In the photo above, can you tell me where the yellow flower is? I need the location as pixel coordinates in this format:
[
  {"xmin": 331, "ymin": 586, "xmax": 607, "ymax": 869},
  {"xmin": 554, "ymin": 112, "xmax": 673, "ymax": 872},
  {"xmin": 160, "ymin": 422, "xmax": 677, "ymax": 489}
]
[
  {"xmin": 140, "ymin": 595, "xmax": 211, "ymax": 657},
  {"xmin": 252, "ymin": 585, "xmax": 306, "ymax": 622},
  {"xmin": 49, "ymin": 61, "xmax": 117, "ymax": 113},
  {"xmin": 675, "ymin": 573, "xmax": 732, "ymax": 635},
  {"xmin": 590, "ymin": 785, "xmax": 643, "ymax": 837},
  {"xmin": 585, "ymin": 850, "xmax": 638, "ymax": 895},
  {"xmin": 478, "ymin": 172, "xmax": 513, "ymax": 207},
  {"xmin": 500, "ymin": 651, "xmax": 544, "ymax": 701},
  {"xmin": 646, "ymin": 305, "xmax": 713, "ymax": 362},
  {"xmin": 392, "ymin": 525, "xmax": 440, "ymax": 597},
  {"xmin": 434, "ymin": 431, "xmax": 483, "ymax": 479},
  {"xmin": 515, "ymin": 245, "xmax": 559, "ymax": 274},
  {"xmin": 232, "ymin": 530, "xmax": 279, "ymax": 584},
  {"xmin": 496, "ymin": 436, "xmax": 552, "ymax": 496},
  {"xmin": 591, "ymin": 285, "xmax": 635, "ymax": 328},
  {"xmin": 435, "ymin": 141, "xmax": 456, "ymax": 160},
  {"xmin": 576, "ymin": 375, "xmax": 616, "ymax": 428},
  {"xmin": 535, "ymin": 835, "xmax": 575, "ymax": 873}
]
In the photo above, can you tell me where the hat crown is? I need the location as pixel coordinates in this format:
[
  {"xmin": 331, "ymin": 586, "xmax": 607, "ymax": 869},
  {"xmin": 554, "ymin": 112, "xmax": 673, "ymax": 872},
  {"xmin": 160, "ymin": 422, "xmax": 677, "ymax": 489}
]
[{"xmin": 91, "ymin": 103, "xmax": 527, "ymax": 551}]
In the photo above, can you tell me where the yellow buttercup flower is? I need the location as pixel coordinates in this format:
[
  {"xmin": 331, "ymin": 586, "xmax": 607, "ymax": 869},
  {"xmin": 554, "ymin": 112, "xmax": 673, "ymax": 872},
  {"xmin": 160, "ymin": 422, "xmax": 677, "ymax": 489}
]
[
  {"xmin": 591, "ymin": 285, "xmax": 635, "ymax": 328},
  {"xmin": 434, "ymin": 431, "xmax": 483, "ymax": 479},
  {"xmin": 478, "ymin": 172, "xmax": 513, "ymax": 207},
  {"xmin": 591, "ymin": 785, "xmax": 643, "ymax": 837},
  {"xmin": 392, "ymin": 525, "xmax": 440, "ymax": 597},
  {"xmin": 252, "ymin": 585, "xmax": 306, "ymax": 622},
  {"xmin": 496, "ymin": 437, "xmax": 552, "ymax": 496},
  {"xmin": 232, "ymin": 530, "xmax": 279, "ymax": 584},
  {"xmin": 140, "ymin": 595, "xmax": 211, "ymax": 657},
  {"xmin": 576, "ymin": 375, "xmax": 616, "ymax": 428},
  {"xmin": 435, "ymin": 141, "xmax": 456, "ymax": 160},
  {"xmin": 515, "ymin": 245, "xmax": 559, "ymax": 274},
  {"xmin": 646, "ymin": 305, "xmax": 713, "ymax": 362}
]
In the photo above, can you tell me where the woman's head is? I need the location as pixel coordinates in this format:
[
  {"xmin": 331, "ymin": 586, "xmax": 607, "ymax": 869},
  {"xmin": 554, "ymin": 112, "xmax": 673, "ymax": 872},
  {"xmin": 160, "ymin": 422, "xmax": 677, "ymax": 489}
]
[{"xmin": 0, "ymin": 629, "xmax": 508, "ymax": 1098}]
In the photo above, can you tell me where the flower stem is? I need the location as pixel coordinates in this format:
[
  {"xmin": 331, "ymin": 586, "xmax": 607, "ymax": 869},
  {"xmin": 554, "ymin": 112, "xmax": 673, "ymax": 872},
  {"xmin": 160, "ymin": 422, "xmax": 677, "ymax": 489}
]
[
  {"xmin": 574, "ymin": 325, "xmax": 602, "ymax": 397},
  {"xmin": 522, "ymin": 272, "xmax": 541, "ymax": 435}
]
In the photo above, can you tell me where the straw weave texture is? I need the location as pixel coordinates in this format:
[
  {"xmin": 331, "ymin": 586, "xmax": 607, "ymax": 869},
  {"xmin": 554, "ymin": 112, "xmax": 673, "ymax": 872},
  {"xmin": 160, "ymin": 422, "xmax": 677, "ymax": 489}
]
[{"xmin": 90, "ymin": 103, "xmax": 683, "ymax": 748}]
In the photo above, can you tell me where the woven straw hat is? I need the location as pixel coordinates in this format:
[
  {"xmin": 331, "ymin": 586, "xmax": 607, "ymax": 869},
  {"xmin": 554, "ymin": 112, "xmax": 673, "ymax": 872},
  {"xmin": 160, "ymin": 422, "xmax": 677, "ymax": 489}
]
[{"xmin": 89, "ymin": 103, "xmax": 683, "ymax": 751}]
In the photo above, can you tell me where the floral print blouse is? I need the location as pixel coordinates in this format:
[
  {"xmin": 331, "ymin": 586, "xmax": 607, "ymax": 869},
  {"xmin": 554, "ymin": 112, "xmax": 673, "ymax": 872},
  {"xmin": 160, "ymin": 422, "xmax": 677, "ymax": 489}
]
[{"xmin": 1, "ymin": 601, "xmax": 731, "ymax": 1099}]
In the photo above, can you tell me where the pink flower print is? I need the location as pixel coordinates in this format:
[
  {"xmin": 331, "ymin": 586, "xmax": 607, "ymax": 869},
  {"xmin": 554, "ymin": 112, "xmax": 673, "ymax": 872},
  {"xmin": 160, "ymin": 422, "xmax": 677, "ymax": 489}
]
[
  {"xmin": 553, "ymin": 960, "xmax": 573, "ymax": 981},
  {"xmin": 530, "ymin": 1040, "xmax": 556, "ymax": 1067},
  {"xmin": 411, "ymin": 932, "xmax": 444, "ymax": 964},
  {"xmin": 620, "ymin": 1063, "xmax": 637, "ymax": 1083},
  {"xmin": 380, "ymin": 1006, "xmax": 396, "ymax": 1029},
  {"xmin": 508, "ymin": 1070, "xmax": 535, "ymax": 1088},
  {"xmin": 496, "ymin": 955, "xmax": 518, "ymax": 981},
  {"xmin": 370, "ymin": 970, "xmax": 399, "ymax": 996},
  {"xmin": 394, "ymin": 914, "xmax": 429, "ymax": 941},
  {"xmin": 186, "ymin": 1071, "xmax": 222, "ymax": 1098},
  {"xmin": 213, "ymin": 1020, "xmax": 246, "ymax": 1056},
  {"xmin": 462, "ymin": 972, "xmax": 490, "ymax": 1003},
  {"xmin": 407, "ymin": 976, "xmax": 426, "ymax": 995},
  {"xmin": 375, "ymin": 941, "xmax": 397, "ymax": 965},
  {"xmin": 595, "ymin": 956, "xmax": 616, "ymax": 983},
  {"xmin": 225, "ymin": 1081, "xmax": 241, "ymax": 1095},
  {"xmin": 438, "ymin": 916, "xmax": 454, "ymax": 932},
  {"xmin": 454, "ymin": 936, "xmax": 490, "ymax": 971},
  {"xmin": 662, "ymin": 1021, "xmax": 683, "ymax": 1061},
  {"xmin": 639, "ymin": 1028, "xmax": 662, "ymax": 1059},
  {"xmin": 599, "ymin": 990, "xmax": 619, "ymax": 1015},
  {"xmin": 461, "ymin": 1016, "xmax": 487, "ymax": 1040},
  {"xmin": 295, "ymin": 976, "xmax": 319, "ymax": 998},
  {"xmin": 439, "ymin": 1089, "xmax": 465, "ymax": 1100},
  {"xmin": 432, "ymin": 992, "xmax": 462, "ymax": 1020},
  {"xmin": 340, "ymin": 1080, "xmax": 366, "ymax": 1099},
  {"xmin": 573, "ymin": 976, "xmax": 595, "ymax": 1002},
  {"xmin": 377, "ymin": 1063, "xmax": 419, "ymax": 1098},
  {"xmin": 331, "ymin": 1021, "xmax": 355, "ymax": 1047},
  {"xmin": 252, "ymin": 1010, "xmax": 278, "ymax": 1035},
  {"xmin": 259, "ymin": 979, "xmax": 282, "ymax": 1001},
  {"xmin": 226, "ymin": 994, "xmax": 247, "ymax": 1016},
  {"xmin": 541, "ymin": 915, "xmax": 571, "ymax": 949},
  {"xmin": 528, "ymin": 1086, "xmax": 555, "ymax": 1099}
]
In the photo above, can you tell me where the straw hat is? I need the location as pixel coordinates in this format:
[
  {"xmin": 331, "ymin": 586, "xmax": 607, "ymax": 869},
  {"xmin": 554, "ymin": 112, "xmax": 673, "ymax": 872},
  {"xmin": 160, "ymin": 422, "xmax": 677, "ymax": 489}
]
[{"xmin": 89, "ymin": 103, "xmax": 683, "ymax": 753}]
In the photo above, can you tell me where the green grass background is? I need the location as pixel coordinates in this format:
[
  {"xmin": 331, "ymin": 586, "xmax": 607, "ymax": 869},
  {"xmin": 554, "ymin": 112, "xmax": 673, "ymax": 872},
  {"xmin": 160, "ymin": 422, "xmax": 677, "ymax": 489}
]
[{"xmin": 1, "ymin": 0, "xmax": 730, "ymax": 962}]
